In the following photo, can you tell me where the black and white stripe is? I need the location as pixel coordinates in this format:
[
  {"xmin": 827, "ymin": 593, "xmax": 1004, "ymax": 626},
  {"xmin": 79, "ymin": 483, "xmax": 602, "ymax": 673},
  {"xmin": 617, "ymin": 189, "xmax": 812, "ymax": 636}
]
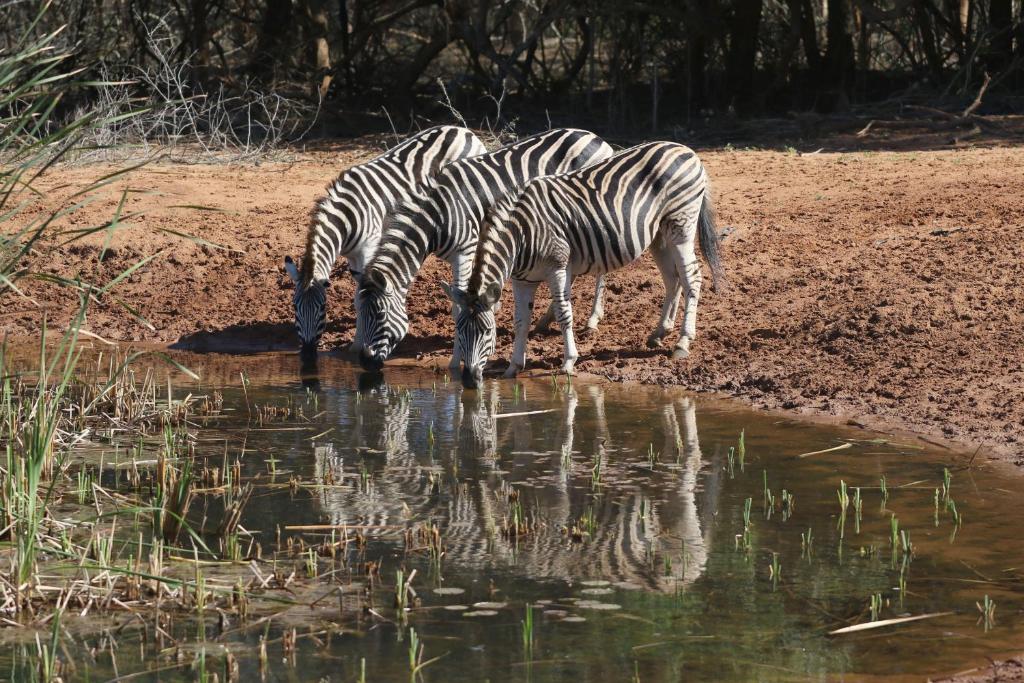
[
  {"xmin": 355, "ymin": 128, "xmax": 615, "ymax": 371},
  {"xmin": 450, "ymin": 142, "xmax": 724, "ymax": 386},
  {"xmin": 310, "ymin": 385, "xmax": 715, "ymax": 591},
  {"xmin": 283, "ymin": 125, "xmax": 486, "ymax": 360}
]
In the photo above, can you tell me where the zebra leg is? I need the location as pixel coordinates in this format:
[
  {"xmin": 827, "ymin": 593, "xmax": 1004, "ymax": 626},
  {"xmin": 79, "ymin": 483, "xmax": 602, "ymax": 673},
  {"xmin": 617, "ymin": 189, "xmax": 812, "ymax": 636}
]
[
  {"xmin": 549, "ymin": 268, "xmax": 579, "ymax": 374},
  {"xmin": 449, "ymin": 253, "xmax": 473, "ymax": 370},
  {"xmin": 647, "ymin": 241, "xmax": 683, "ymax": 348},
  {"xmin": 585, "ymin": 274, "xmax": 606, "ymax": 331},
  {"xmin": 534, "ymin": 275, "xmax": 574, "ymax": 334},
  {"xmin": 668, "ymin": 230, "xmax": 704, "ymax": 360},
  {"xmin": 505, "ymin": 279, "xmax": 539, "ymax": 377}
]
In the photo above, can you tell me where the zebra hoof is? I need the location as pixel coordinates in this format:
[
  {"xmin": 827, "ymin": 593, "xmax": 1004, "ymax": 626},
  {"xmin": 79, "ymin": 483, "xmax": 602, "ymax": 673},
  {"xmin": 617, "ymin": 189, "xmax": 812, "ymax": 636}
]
[
  {"xmin": 503, "ymin": 364, "xmax": 522, "ymax": 378},
  {"xmin": 646, "ymin": 334, "xmax": 665, "ymax": 349},
  {"xmin": 585, "ymin": 319, "xmax": 600, "ymax": 332},
  {"xmin": 667, "ymin": 339, "xmax": 692, "ymax": 360}
]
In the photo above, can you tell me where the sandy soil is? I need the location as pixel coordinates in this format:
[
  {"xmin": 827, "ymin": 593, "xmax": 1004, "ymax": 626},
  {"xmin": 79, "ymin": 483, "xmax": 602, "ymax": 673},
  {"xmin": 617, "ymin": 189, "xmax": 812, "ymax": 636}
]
[
  {"xmin": 935, "ymin": 657, "xmax": 1024, "ymax": 682},
  {"xmin": 5, "ymin": 136, "xmax": 1023, "ymax": 466}
]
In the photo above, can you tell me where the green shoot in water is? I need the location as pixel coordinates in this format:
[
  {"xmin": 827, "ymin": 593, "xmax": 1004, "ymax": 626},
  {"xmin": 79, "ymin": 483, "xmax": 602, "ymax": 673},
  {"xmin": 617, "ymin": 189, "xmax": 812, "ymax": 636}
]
[
  {"xmin": 521, "ymin": 603, "xmax": 534, "ymax": 657},
  {"xmin": 768, "ymin": 552, "xmax": 781, "ymax": 589},
  {"xmin": 736, "ymin": 497, "xmax": 753, "ymax": 552},
  {"xmin": 870, "ymin": 592, "xmax": 883, "ymax": 621},
  {"xmin": 408, "ymin": 628, "xmax": 423, "ymax": 671},
  {"xmin": 977, "ymin": 595, "xmax": 996, "ymax": 631},
  {"xmin": 737, "ymin": 429, "xmax": 746, "ymax": 470},
  {"xmin": 781, "ymin": 490, "xmax": 794, "ymax": 521}
]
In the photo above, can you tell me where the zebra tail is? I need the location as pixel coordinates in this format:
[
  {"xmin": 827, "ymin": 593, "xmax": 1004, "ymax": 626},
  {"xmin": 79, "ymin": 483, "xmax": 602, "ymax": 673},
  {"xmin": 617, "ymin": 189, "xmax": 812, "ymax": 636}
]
[{"xmin": 697, "ymin": 185, "xmax": 724, "ymax": 293}]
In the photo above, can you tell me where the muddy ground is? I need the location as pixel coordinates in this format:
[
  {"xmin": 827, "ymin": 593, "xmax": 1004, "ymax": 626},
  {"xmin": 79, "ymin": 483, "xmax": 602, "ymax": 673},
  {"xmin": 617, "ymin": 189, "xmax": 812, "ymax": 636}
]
[{"xmin": 5, "ymin": 134, "xmax": 1024, "ymax": 468}]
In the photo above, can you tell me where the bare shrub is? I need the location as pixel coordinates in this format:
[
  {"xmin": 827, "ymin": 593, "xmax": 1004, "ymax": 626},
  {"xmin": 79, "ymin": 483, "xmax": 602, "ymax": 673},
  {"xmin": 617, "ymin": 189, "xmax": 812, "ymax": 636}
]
[{"xmin": 73, "ymin": 16, "xmax": 319, "ymax": 164}]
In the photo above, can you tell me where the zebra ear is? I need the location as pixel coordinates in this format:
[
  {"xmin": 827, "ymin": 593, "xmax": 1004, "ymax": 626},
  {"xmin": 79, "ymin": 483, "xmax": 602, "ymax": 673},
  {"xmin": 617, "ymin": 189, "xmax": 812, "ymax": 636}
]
[
  {"xmin": 284, "ymin": 256, "xmax": 300, "ymax": 284},
  {"xmin": 482, "ymin": 282, "xmax": 502, "ymax": 308},
  {"xmin": 439, "ymin": 281, "xmax": 469, "ymax": 309}
]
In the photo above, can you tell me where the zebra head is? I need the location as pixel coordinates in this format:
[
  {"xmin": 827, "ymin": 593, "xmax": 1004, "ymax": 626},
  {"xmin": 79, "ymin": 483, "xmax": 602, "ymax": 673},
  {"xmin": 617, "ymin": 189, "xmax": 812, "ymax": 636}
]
[
  {"xmin": 445, "ymin": 282, "xmax": 500, "ymax": 389},
  {"xmin": 356, "ymin": 269, "xmax": 408, "ymax": 371},
  {"xmin": 284, "ymin": 256, "xmax": 328, "ymax": 362}
]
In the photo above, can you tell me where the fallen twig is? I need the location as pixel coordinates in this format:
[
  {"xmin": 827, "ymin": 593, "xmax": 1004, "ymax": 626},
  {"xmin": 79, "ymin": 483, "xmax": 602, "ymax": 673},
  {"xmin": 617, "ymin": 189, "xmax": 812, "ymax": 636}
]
[{"xmin": 829, "ymin": 611, "xmax": 954, "ymax": 635}]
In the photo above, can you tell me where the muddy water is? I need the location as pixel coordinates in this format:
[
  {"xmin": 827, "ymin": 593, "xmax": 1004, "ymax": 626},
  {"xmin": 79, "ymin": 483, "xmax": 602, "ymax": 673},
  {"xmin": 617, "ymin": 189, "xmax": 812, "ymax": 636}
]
[{"xmin": 8, "ymin": 351, "xmax": 1024, "ymax": 681}]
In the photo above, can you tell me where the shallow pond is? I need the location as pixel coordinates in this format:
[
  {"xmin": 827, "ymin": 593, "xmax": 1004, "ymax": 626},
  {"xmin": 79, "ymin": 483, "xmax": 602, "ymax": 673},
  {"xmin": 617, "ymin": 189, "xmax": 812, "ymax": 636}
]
[{"xmin": 5, "ymin": 351, "xmax": 1023, "ymax": 681}]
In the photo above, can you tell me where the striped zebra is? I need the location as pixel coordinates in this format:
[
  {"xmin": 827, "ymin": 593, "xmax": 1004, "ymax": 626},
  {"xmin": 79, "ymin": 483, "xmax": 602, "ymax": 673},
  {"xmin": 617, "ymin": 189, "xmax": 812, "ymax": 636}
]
[
  {"xmin": 310, "ymin": 382, "xmax": 715, "ymax": 591},
  {"xmin": 355, "ymin": 128, "xmax": 614, "ymax": 372},
  {"xmin": 283, "ymin": 125, "xmax": 486, "ymax": 362},
  {"xmin": 449, "ymin": 141, "xmax": 724, "ymax": 388}
]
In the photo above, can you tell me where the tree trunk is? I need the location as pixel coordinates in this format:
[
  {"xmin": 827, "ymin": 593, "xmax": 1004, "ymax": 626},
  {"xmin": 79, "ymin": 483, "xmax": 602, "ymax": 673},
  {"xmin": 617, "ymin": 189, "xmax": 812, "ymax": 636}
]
[
  {"xmin": 305, "ymin": 0, "xmax": 333, "ymax": 100},
  {"xmin": 252, "ymin": 0, "xmax": 296, "ymax": 80},
  {"xmin": 727, "ymin": 0, "xmax": 764, "ymax": 115},
  {"xmin": 823, "ymin": 0, "xmax": 855, "ymax": 108},
  {"xmin": 987, "ymin": 0, "xmax": 1013, "ymax": 71},
  {"xmin": 794, "ymin": 0, "xmax": 823, "ymax": 79}
]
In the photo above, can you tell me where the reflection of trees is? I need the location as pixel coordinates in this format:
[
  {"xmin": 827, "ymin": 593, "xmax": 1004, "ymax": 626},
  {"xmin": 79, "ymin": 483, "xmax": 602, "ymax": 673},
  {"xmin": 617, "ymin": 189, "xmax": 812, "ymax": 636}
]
[{"xmin": 311, "ymin": 380, "xmax": 718, "ymax": 592}]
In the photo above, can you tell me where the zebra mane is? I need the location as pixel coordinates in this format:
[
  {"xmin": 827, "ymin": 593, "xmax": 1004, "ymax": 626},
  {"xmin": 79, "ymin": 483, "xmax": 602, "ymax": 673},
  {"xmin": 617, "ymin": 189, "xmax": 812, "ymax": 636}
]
[
  {"xmin": 299, "ymin": 203, "xmax": 324, "ymax": 288},
  {"xmin": 300, "ymin": 171, "xmax": 352, "ymax": 287}
]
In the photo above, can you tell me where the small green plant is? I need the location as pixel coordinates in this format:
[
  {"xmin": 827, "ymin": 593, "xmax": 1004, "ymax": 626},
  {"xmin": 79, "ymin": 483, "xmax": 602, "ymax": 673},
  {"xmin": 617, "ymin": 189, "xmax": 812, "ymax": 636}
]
[
  {"xmin": 768, "ymin": 552, "xmax": 781, "ymax": 589},
  {"xmin": 591, "ymin": 455, "xmax": 603, "ymax": 490},
  {"xmin": 521, "ymin": 603, "xmax": 534, "ymax": 657},
  {"xmin": 837, "ymin": 480, "xmax": 850, "ymax": 513},
  {"xmin": 852, "ymin": 485, "xmax": 862, "ymax": 526},
  {"xmin": 781, "ymin": 490, "xmax": 794, "ymax": 521},
  {"xmin": 870, "ymin": 592, "xmax": 883, "ymax": 621},
  {"xmin": 977, "ymin": 595, "xmax": 996, "ymax": 631},
  {"xmin": 408, "ymin": 627, "xmax": 423, "ymax": 671},
  {"xmin": 736, "ymin": 497, "xmax": 753, "ymax": 552}
]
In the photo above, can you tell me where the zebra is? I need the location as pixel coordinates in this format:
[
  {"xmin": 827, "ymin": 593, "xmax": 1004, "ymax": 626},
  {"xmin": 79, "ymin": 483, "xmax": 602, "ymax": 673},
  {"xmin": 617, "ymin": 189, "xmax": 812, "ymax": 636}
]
[
  {"xmin": 354, "ymin": 128, "xmax": 615, "ymax": 372},
  {"xmin": 283, "ymin": 125, "xmax": 487, "ymax": 362},
  {"xmin": 448, "ymin": 141, "xmax": 724, "ymax": 388}
]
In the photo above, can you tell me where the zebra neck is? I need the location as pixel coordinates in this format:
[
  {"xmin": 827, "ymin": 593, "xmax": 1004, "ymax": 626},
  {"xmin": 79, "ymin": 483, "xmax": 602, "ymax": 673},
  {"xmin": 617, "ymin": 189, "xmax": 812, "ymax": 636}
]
[
  {"xmin": 471, "ymin": 231, "xmax": 520, "ymax": 302},
  {"xmin": 308, "ymin": 183, "xmax": 376, "ymax": 282},
  {"xmin": 372, "ymin": 221, "xmax": 437, "ymax": 298}
]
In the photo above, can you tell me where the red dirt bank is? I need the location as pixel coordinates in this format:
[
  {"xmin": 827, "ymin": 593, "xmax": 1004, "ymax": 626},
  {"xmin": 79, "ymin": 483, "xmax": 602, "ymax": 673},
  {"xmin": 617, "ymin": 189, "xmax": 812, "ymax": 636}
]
[{"xmin": 5, "ymin": 140, "xmax": 1024, "ymax": 465}]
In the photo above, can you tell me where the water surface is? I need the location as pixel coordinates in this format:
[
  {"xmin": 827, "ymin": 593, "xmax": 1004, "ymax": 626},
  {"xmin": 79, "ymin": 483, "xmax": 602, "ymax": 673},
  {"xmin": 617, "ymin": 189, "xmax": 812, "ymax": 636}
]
[{"xmin": 6, "ymin": 351, "xmax": 1023, "ymax": 681}]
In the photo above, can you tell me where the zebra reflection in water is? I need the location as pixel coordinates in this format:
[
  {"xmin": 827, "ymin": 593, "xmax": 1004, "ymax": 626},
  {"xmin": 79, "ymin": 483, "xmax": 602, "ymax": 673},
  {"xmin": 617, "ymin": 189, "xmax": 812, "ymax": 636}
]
[{"xmin": 311, "ymin": 381, "xmax": 718, "ymax": 592}]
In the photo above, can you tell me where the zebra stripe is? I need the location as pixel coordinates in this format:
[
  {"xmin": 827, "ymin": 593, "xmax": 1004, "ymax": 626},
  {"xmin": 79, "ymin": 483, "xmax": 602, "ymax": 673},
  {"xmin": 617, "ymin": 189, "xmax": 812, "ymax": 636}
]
[
  {"xmin": 454, "ymin": 141, "xmax": 724, "ymax": 385},
  {"xmin": 284, "ymin": 125, "xmax": 486, "ymax": 358},
  {"xmin": 310, "ymin": 384, "xmax": 715, "ymax": 591},
  {"xmin": 355, "ymin": 128, "xmax": 615, "ymax": 372}
]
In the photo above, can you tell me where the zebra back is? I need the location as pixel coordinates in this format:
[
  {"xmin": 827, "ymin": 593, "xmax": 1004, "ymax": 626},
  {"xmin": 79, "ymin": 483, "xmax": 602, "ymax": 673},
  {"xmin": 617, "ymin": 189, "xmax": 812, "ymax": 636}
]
[
  {"xmin": 301, "ymin": 125, "xmax": 486, "ymax": 285},
  {"xmin": 362, "ymin": 128, "xmax": 613, "ymax": 295},
  {"xmin": 468, "ymin": 141, "xmax": 711, "ymax": 299}
]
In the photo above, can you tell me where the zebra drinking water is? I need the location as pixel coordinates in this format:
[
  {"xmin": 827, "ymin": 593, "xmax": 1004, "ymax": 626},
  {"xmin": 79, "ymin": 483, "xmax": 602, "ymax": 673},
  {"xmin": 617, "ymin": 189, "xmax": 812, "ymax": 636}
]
[
  {"xmin": 447, "ymin": 141, "xmax": 724, "ymax": 388},
  {"xmin": 355, "ymin": 128, "xmax": 614, "ymax": 372},
  {"xmin": 283, "ymin": 125, "xmax": 486, "ymax": 362}
]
